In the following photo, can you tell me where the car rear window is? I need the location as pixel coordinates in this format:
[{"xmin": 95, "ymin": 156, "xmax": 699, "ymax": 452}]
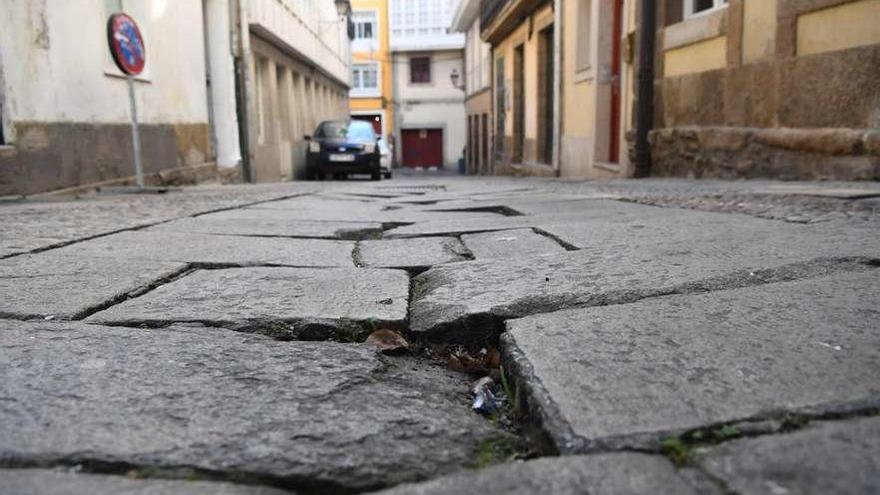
[{"xmin": 316, "ymin": 121, "xmax": 375, "ymax": 141}]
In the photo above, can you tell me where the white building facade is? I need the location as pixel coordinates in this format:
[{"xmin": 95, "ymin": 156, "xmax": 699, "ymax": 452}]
[
  {"xmin": 0, "ymin": 0, "xmax": 352, "ymax": 195},
  {"xmin": 389, "ymin": 0, "xmax": 465, "ymax": 170}
]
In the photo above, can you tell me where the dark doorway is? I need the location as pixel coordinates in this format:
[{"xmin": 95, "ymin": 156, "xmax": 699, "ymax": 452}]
[
  {"xmin": 481, "ymin": 113, "xmax": 489, "ymax": 174},
  {"xmin": 402, "ymin": 128, "xmax": 443, "ymax": 167},
  {"xmin": 537, "ymin": 26, "xmax": 554, "ymax": 164},
  {"xmin": 495, "ymin": 57, "xmax": 505, "ymax": 163},
  {"xmin": 351, "ymin": 114, "xmax": 383, "ymax": 136},
  {"xmin": 609, "ymin": 0, "xmax": 623, "ymax": 162},
  {"xmin": 512, "ymin": 44, "xmax": 525, "ymax": 163}
]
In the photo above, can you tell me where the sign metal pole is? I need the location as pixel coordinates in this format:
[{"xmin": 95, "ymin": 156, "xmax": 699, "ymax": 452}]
[{"xmin": 127, "ymin": 74, "xmax": 144, "ymax": 189}]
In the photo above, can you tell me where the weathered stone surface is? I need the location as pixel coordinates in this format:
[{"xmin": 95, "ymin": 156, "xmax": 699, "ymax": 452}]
[
  {"xmin": 0, "ymin": 253, "xmax": 186, "ymax": 320},
  {"xmin": 535, "ymin": 206, "xmax": 880, "ymax": 251},
  {"xmin": 410, "ymin": 217, "xmax": 879, "ymax": 342},
  {"xmin": 150, "ymin": 216, "xmax": 384, "ymax": 240},
  {"xmin": 0, "ymin": 321, "xmax": 508, "ymax": 492},
  {"xmin": 375, "ymin": 454, "xmax": 716, "ymax": 495},
  {"xmin": 87, "ymin": 267, "xmax": 409, "ymax": 339},
  {"xmin": 50, "ymin": 231, "xmax": 354, "ymax": 267},
  {"xmin": 753, "ymin": 127, "xmax": 865, "ymax": 155},
  {"xmin": 461, "ymin": 229, "xmax": 567, "ymax": 259},
  {"xmin": 865, "ymin": 130, "xmax": 880, "ymax": 156},
  {"xmin": 697, "ymin": 417, "xmax": 880, "ymax": 495},
  {"xmin": 502, "ymin": 271, "xmax": 880, "ymax": 453},
  {"xmin": 245, "ymin": 201, "xmax": 502, "ymax": 225},
  {"xmin": 383, "ymin": 200, "xmax": 666, "ymax": 238},
  {"xmin": 358, "ymin": 237, "xmax": 470, "ymax": 271},
  {"xmin": 0, "ymin": 469, "xmax": 289, "ymax": 495},
  {"xmin": 0, "ymin": 184, "xmax": 312, "ymax": 257}
]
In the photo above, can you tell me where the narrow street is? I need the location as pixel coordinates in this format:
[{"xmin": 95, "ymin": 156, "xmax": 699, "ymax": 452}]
[{"xmin": 1, "ymin": 176, "xmax": 878, "ymax": 494}]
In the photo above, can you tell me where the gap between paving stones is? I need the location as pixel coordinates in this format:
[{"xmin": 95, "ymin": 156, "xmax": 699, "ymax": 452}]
[
  {"xmin": 530, "ymin": 227, "xmax": 580, "ymax": 251},
  {"xmin": 411, "ymin": 257, "xmax": 880, "ymax": 346},
  {"xmin": 6, "ymin": 188, "xmax": 876, "ymax": 493}
]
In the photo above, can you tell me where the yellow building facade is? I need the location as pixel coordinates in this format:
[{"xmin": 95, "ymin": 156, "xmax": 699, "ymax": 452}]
[{"xmin": 349, "ymin": 0, "xmax": 394, "ymax": 141}]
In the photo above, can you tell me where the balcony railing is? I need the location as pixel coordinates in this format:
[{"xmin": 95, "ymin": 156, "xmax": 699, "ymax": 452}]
[{"xmin": 480, "ymin": 0, "xmax": 509, "ymax": 30}]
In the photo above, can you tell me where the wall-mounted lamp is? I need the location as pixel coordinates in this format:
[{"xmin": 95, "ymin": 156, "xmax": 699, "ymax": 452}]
[{"xmin": 450, "ymin": 68, "xmax": 465, "ymax": 92}]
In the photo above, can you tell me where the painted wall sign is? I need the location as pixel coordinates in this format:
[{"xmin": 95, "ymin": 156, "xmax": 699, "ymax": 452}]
[{"xmin": 107, "ymin": 13, "xmax": 146, "ymax": 76}]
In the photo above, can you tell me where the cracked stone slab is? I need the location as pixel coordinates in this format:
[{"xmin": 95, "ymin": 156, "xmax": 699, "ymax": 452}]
[
  {"xmin": 0, "ymin": 253, "xmax": 187, "ymax": 320},
  {"xmin": 461, "ymin": 229, "xmax": 567, "ymax": 260},
  {"xmin": 409, "ymin": 215, "xmax": 879, "ymax": 342},
  {"xmin": 87, "ymin": 267, "xmax": 409, "ymax": 339},
  {"xmin": 148, "ymin": 216, "xmax": 384, "ymax": 240},
  {"xmin": 0, "ymin": 469, "xmax": 290, "ymax": 495},
  {"xmin": 358, "ymin": 237, "xmax": 470, "ymax": 271},
  {"xmin": 502, "ymin": 271, "xmax": 880, "ymax": 453},
  {"xmin": 0, "ymin": 321, "xmax": 510, "ymax": 493},
  {"xmin": 49, "ymin": 231, "xmax": 354, "ymax": 267},
  {"xmin": 697, "ymin": 416, "xmax": 880, "ymax": 495},
  {"xmin": 374, "ymin": 453, "xmax": 717, "ymax": 495}
]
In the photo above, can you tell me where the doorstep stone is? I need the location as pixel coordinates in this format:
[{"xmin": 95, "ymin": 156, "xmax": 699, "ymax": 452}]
[
  {"xmin": 0, "ymin": 320, "xmax": 509, "ymax": 493},
  {"xmin": 87, "ymin": 267, "xmax": 409, "ymax": 340},
  {"xmin": 502, "ymin": 271, "xmax": 880, "ymax": 453}
]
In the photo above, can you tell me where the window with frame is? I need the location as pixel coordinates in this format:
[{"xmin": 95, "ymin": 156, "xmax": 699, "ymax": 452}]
[
  {"xmin": 352, "ymin": 63, "xmax": 380, "ymax": 94},
  {"xmin": 410, "ymin": 57, "xmax": 431, "ymax": 84},
  {"xmin": 575, "ymin": 0, "xmax": 592, "ymax": 72},
  {"xmin": 351, "ymin": 11, "xmax": 377, "ymax": 41},
  {"xmin": 684, "ymin": 0, "xmax": 728, "ymax": 18}
]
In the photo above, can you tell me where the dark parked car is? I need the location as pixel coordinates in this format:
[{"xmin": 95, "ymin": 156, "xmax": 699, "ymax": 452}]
[{"xmin": 305, "ymin": 120, "xmax": 381, "ymax": 180}]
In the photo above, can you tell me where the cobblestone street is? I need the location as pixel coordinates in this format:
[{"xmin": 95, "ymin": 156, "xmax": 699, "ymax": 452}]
[{"xmin": 1, "ymin": 176, "xmax": 879, "ymax": 494}]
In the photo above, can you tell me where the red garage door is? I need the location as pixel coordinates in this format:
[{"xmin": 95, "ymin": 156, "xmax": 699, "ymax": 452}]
[{"xmin": 402, "ymin": 129, "xmax": 443, "ymax": 168}]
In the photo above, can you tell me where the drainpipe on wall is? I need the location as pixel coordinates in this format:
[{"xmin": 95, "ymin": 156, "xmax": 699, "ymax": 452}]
[
  {"xmin": 233, "ymin": 0, "xmax": 254, "ymax": 182},
  {"xmin": 633, "ymin": 0, "xmax": 655, "ymax": 178},
  {"xmin": 551, "ymin": 0, "xmax": 562, "ymax": 175}
]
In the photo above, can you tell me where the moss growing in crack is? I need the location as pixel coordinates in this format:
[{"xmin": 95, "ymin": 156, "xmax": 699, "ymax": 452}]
[
  {"xmin": 662, "ymin": 424, "xmax": 743, "ymax": 467},
  {"xmin": 661, "ymin": 437, "xmax": 693, "ymax": 467},
  {"xmin": 334, "ymin": 321, "xmax": 372, "ymax": 343},
  {"xmin": 781, "ymin": 414, "xmax": 810, "ymax": 432},
  {"xmin": 261, "ymin": 321, "xmax": 296, "ymax": 341},
  {"xmin": 469, "ymin": 435, "xmax": 522, "ymax": 470}
]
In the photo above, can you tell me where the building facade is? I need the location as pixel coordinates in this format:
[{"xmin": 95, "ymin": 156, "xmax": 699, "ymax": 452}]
[
  {"xmin": 648, "ymin": 0, "xmax": 880, "ymax": 179},
  {"xmin": 242, "ymin": 0, "xmax": 352, "ymax": 182},
  {"xmin": 451, "ymin": 0, "xmax": 494, "ymax": 175},
  {"xmin": 0, "ymin": 0, "xmax": 352, "ymax": 196},
  {"xmin": 349, "ymin": 0, "xmax": 394, "ymax": 144},
  {"xmin": 389, "ymin": 0, "xmax": 466, "ymax": 170},
  {"xmin": 0, "ymin": 0, "xmax": 214, "ymax": 195},
  {"xmin": 474, "ymin": 0, "xmax": 879, "ymax": 180}
]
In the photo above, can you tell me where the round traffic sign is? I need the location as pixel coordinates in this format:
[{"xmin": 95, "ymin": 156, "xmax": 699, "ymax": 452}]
[{"xmin": 107, "ymin": 13, "xmax": 146, "ymax": 76}]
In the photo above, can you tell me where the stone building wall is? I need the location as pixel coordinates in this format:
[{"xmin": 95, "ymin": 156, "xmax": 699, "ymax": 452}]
[{"xmin": 649, "ymin": 0, "xmax": 880, "ymax": 180}]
